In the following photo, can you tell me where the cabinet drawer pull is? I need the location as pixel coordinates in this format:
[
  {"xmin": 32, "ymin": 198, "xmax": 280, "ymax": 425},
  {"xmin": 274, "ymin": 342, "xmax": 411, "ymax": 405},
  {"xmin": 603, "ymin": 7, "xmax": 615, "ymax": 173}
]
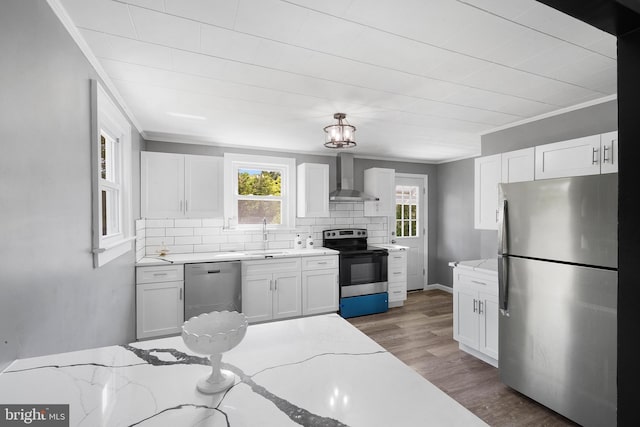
[
  {"xmin": 393, "ymin": 256, "xmax": 403, "ymax": 259},
  {"xmin": 317, "ymin": 261, "xmax": 327, "ymax": 265},
  {"xmin": 471, "ymin": 280, "xmax": 486, "ymax": 286},
  {"xmin": 153, "ymin": 272, "xmax": 168, "ymax": 276},
  {"xmin": 393, "ymin": 272, "xmax": 402, "ymax": 275}
]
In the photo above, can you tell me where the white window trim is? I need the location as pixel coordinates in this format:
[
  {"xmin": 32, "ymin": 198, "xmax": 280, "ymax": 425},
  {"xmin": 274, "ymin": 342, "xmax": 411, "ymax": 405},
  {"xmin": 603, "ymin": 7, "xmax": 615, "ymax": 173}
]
[
  {"xmin": 223, "ymin": 153, "xmax": 296, "ymax": 230},
  {"xmin": 91, "ymin": 80, "xmax": 133, "ymax": 267}
]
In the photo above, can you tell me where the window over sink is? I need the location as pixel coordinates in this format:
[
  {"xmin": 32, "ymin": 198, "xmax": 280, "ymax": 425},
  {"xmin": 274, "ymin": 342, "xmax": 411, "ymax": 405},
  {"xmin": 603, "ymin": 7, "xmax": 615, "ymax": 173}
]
[{"xmin": 224, "ymin": 153, "xmax": 295, "ymax": 229}]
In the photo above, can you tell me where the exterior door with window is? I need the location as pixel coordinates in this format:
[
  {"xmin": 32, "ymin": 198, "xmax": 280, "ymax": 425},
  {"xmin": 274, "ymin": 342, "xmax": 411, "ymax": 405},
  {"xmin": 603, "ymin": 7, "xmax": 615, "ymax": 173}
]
[{"xmin": 394, "ymin": 175, "xmax": 426, "ymax": 291}]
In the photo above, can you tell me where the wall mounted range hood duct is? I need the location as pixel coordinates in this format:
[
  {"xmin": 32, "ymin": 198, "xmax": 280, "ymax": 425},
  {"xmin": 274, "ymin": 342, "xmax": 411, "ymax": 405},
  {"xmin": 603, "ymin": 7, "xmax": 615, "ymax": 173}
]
[{"xmin": 329, "ymin": 153, "xmax": 379, "ymax": 202}]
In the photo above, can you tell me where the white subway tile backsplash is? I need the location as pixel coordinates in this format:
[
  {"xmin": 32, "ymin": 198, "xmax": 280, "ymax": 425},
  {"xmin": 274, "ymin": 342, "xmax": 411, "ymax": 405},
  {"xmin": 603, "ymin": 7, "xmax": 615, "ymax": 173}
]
[
  {"xmin": 228, "ymin": 234, "xmax": 251, "ymax": 244},
  {"xmin": 353, "ymin": 217, "xmax": 371, "ymax": 224},
  {"xmin": 202, "ymin": 218, "xmax": 225, "ymax": 227},
  {"xmin": 145, "ymin": 228, "xmax": 165, "ymax": 237},
  {"xmin": 140, "ymin": 212, "xmax": 389, "ymax": 258},
  {"xmin": 244, "ymin": 242, "xmax": 266, "ymax": 251},
  {"xmin": 194, "ymin": 227, "xmax": 220, "ymax": 236},
  {"xmin": 174, "ymin": 219, "xmax": 202, "ymax": 228},
  {"xmin": 146, "ymin": 237, "xmax": 174, "ymax": 246},
  {"xmin": 268, "ymin": 241, "xmax": 291, "ymax": 249},
  {"xmin": 175, "ymin": 236, "xmax": 202, "ymax": 245},
  {"xmin": 329, "ymin": 211, "xmax": 350, "ymax": 218},
  {"xmin": 295, "ymin": 218, "xmax": 316, "ymax": 226},
  {"xmin": 136, "ymin": 219, "xmax": 146, "ymax": 231},
  {"xmin": 314, "ymin": 218, "xmax": 335, "ymax": 225},
  {"xmin": 202, "ymin": 235, "xmax": 228, "ymax": 244},
  {"xmin": 194, "ymin": 244, "xmax": 221, "ymax": 253},
  {"xmin": 335, "ymin": 203, "xmax": 353, "ymax": 211},
  {"xmin": 146, "ymin": 219, "xmax": 174, "ymax": 228},
  {"xmin": 220, "ymin": 243, "xmax": 245, "ymax": 252},
  {"xmin": 166, "ymin": 228, "xmax": 194, "ymax": 236}
]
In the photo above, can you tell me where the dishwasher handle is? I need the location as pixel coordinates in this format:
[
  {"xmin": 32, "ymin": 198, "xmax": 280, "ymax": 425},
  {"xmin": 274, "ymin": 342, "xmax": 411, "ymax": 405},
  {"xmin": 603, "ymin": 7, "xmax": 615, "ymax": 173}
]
[{"xmin": 207, "ymin": 269, "xmax": 221, "ymax": 274}]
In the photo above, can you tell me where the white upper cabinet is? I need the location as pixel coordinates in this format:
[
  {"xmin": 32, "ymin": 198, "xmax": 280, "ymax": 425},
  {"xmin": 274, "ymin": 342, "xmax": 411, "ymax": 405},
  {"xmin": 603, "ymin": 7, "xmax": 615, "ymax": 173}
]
[
  {"xmin": 364, "ymin": 167, "xmax": 395, "ymax": 217},
  {"xmin": 600, "ymin": 131, "xmax": 618, "ymax": 174},
  {"xmin": 184, "ymin": 155, "xmax": 223, "ymax": 218},
  {"xmin": 501, "ymin": 147, "xmax": 535, "ymax": 183},
  {"xmin": 141, "ymin": 152, "xmax": 185, "ymax": 218},
  {"xmin": 297, "ymin": 163, "xmax": 329, "ymax": 217},
  {"xmin": 142, "ymin": 151, "xmax": 223, "ymax": 218},
  {"xmin": 474, "ymin": 154, "xmax": 502, "ymax": 230},
  {"xmin": 534, "ymin": 135, "xmax": 602, "ymax": 179}
]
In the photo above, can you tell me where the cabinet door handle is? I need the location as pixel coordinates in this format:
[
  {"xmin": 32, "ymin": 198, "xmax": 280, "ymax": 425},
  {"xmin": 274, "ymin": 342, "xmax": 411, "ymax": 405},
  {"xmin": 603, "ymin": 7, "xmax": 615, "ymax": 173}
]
[
  {"xmin": 473, "ymin": 299, "xmax": 477, "ymax": 313},
  {"xmin": 592, "ymin": 147, "xmax": 599, "ymax": 165},
  {"xmin": 269, "ymin": 279, "xmax": 273, "ymax": 291},
  {"xmin": 274, "ymin": 279, "xmax": 278, "ymax": 291},
  {"xmin": 179, "ymin": 288, "xmax": 183, "ymax": 300},
  {"xmin": 478, "ymin": 301, "xmax": 483, "ymax": 315},
  {"xmin": 185, "ymin": 200, "xmax": 188, "ymax": 213}
]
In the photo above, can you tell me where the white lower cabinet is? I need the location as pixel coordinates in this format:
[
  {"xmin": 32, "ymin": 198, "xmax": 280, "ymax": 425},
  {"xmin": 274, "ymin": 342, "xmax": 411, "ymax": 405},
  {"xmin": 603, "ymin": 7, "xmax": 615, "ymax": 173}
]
[
  {"xmin": 387, "ymin": 250, "xmax": 407, "ymax": 307},
  {"xmin": 301, "ymin": 255, "xmax": 339, "ymax": 316},
  {"xmin": 136, "ymin": 265, "xmax": 184, "ymax": 339},
  {"xmin": 452, "ymin": 267, "xmax": 498, "ymax": 367},
  {"xmin": 242, "ymin": 258, "xmax": 302, "ymax": 323}
]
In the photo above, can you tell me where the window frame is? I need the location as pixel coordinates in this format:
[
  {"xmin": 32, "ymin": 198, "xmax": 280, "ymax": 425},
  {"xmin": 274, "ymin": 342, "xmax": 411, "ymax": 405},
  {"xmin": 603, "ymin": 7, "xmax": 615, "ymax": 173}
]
[
  {"xmin": 224, "ymin": 153, "xmax": 296, "ymax": 230},
  {"xmin": 91, "ymin": 80, "xmax": 133, "ymax": 267}
]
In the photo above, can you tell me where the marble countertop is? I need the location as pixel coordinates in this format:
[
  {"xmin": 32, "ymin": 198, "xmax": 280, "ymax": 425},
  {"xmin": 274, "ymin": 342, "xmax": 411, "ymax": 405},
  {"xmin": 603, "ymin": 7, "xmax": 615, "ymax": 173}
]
[
  {"xmin": 448, "ymin": 258, "xmax": 498, "ymax": 274},
  {"xmin": 137, "ymin": 247, "xmax": 340, "ymax": 266},
  {"xmin": 0, "ymin": 314, "xmax": 486, "ymax": 427}
]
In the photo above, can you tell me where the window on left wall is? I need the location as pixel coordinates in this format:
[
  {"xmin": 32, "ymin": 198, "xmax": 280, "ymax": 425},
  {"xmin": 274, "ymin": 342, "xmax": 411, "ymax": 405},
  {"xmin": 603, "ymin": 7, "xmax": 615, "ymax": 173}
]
[{"xmin": 91, "ymin": 80, "xmax": 133, "ymax": 267}]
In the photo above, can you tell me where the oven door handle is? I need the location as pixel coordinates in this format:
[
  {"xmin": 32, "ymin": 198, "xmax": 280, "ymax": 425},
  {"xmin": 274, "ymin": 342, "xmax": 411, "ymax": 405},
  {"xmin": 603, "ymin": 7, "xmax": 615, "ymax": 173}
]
[{"xmin": 340, "ymin": 252, "xmax": 388, "ymax": 259}]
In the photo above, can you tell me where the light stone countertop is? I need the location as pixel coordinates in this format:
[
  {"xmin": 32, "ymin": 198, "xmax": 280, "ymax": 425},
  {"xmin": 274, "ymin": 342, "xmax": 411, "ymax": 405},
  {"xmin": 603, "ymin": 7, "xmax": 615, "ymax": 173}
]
[
  {"xmin": 136, "ymin": 247, "xmax": 340, "ymax": 267},
  {"xmin": 0, "ymin": 314, "xmax": 487, "ymax": 427},
  {"xmin": 371, "ymin": 243, "xmax": 409, "ymax": 252},
  {"xmin": 448, "ymin": 258, "xmax": 498, "ymax": 275}
]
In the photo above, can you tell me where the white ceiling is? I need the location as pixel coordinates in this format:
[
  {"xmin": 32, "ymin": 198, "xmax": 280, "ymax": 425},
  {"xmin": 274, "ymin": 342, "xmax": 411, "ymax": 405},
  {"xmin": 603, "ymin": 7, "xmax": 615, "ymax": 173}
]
[{"xmin": 57, "ymin": 0, "xmax": 616, "ymax": 162}]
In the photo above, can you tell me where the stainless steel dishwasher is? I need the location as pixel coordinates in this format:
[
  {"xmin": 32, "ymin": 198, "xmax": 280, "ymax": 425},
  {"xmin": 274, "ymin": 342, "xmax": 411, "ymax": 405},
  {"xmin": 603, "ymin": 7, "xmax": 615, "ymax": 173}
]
[{"xmin": 184, "ymin": 261, "xmax": 241, "ymax": 320}]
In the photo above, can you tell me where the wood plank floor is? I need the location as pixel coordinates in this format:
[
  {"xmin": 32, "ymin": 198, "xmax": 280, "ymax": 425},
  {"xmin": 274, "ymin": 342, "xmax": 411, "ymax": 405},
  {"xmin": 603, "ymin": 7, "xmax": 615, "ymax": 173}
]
[{"xmin": 347, "ymin": 290, "xmax": 578, "ymax": 427}]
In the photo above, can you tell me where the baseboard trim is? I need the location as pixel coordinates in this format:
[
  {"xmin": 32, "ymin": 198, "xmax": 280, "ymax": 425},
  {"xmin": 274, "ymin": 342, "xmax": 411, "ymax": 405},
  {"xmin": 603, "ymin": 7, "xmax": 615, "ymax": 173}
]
[{"xmin": 423, "ymin": 283, "xmax": 453, "ymax": 294}]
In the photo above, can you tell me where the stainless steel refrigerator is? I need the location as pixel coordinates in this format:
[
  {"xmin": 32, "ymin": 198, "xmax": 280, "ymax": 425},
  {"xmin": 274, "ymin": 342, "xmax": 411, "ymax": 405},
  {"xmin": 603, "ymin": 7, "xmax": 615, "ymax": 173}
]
[{"xmin": 497, "ymin": 174, "xmax": 617, "ymax": 427}]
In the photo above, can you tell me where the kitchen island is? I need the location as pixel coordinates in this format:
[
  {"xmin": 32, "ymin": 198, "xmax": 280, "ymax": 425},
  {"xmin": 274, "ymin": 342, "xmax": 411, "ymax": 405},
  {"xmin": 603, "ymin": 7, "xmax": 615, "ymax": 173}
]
[{"xmin": 0, "ymin": 314, "xmax": 486, "ymax": 426}]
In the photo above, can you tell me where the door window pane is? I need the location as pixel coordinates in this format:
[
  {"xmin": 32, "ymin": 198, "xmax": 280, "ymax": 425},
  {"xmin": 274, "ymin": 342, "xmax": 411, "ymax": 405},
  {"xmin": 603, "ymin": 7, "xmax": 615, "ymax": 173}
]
[{"xmin": 395, "ymin": 185, "xmax": 419, "ymax": 237}]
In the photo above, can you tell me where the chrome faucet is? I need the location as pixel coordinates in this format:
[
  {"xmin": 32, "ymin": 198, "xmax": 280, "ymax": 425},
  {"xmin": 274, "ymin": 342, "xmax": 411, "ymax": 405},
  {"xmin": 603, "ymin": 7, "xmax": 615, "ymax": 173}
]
[{"xmin": 262, "ymin": 217, "xmax": 268, "ymax": 250}]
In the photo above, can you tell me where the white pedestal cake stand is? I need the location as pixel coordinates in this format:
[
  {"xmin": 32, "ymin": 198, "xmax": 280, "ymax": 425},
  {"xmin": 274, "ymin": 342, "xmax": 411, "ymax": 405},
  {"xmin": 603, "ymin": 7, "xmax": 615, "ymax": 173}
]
[{"xmin": 181, "ymin": 311, "xmax": 248, "ymax": 394}]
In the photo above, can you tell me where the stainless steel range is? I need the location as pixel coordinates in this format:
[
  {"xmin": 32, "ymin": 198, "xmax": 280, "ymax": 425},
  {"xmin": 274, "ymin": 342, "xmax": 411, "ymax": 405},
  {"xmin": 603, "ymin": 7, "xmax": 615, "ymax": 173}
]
[{"xmin": 323, "ymin": 228, "xmax": 388, "ymax": 318}]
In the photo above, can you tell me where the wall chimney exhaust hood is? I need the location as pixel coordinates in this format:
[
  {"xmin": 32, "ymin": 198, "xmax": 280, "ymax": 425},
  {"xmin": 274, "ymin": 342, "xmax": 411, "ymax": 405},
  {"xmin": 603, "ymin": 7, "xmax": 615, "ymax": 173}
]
[{"xmin": 329, "ymin": 153, "xmax": 379, "ymax": 202}]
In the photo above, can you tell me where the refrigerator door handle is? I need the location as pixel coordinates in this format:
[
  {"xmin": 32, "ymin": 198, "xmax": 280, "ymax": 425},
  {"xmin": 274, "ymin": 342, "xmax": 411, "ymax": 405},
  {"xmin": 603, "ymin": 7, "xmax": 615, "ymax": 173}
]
[{"xmin": 498, "ymin": 199, "xmax": 510, "ymax": 316}]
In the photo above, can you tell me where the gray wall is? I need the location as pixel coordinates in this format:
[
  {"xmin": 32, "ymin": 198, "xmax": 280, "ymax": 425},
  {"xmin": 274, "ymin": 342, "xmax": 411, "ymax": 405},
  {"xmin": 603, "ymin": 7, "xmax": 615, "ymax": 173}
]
[
  {"xmin": 0, "ymin": 0, "xmax": 140, "ymax": 371},
  {"xmin": 434, "ymin": 99, "xmax": 618, "ymax": 287},
  {"xmin": 433, "ymin": 159, "xmax": 497, "ymax": 286},
  {"xmin": 482, "ymin": 100, "xmax": 617, "ymax": 154}
]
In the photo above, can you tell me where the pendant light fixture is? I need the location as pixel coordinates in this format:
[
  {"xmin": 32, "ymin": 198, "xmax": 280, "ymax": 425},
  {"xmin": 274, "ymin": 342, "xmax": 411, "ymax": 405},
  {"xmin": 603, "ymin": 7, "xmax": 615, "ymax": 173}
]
[{"xmin": 324, "ymin": 113, "xmax": 356, "ymax": 149}]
